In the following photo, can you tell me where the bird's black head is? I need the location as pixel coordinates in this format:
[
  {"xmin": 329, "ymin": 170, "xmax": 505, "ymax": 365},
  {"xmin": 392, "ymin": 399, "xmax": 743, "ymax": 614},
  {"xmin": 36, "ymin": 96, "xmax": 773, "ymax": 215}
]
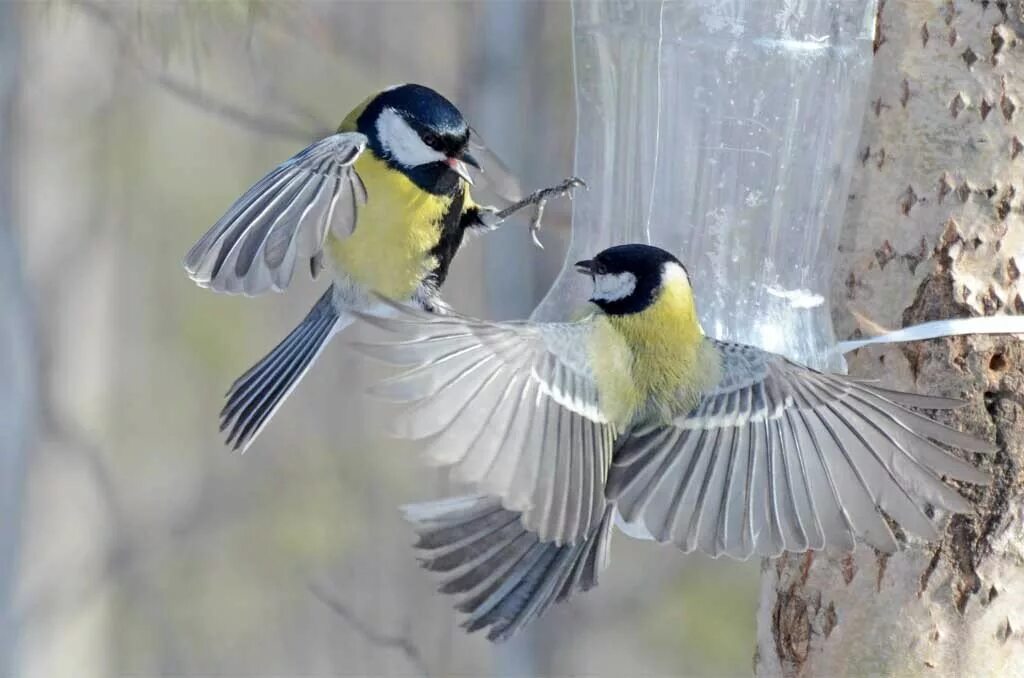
[
  {"xmin": 358, "ymin": 84, "xmax": 478, "ymax": 194},
  {"xmin": 575, "ymin": 244, "xmax": 690, "ymax": 315}
]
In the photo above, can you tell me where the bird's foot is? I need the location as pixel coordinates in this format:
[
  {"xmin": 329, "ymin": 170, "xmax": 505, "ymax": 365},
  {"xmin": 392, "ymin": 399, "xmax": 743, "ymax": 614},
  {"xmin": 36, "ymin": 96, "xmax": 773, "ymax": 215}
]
[{"xmin": 495, "ymin": 176, "xmax": 587, "ymax": 249}]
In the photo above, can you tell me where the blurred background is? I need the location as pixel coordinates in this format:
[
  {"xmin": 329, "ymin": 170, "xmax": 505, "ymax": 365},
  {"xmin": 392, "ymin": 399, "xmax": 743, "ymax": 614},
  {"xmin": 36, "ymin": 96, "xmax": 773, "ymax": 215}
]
[{"xmin": 2, "ymin": 2, "xmax": 759, "ymax": 676}]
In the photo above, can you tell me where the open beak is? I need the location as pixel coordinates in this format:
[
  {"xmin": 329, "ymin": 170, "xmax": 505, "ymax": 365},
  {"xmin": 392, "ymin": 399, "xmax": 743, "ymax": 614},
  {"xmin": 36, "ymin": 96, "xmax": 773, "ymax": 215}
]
[
  {"xmin": 446, "ymin": 157, "xmax": 475, "ymax": 185},
  {"xmin": 574, "ymin": 259, "xmax": 595, "ymax": 276}
]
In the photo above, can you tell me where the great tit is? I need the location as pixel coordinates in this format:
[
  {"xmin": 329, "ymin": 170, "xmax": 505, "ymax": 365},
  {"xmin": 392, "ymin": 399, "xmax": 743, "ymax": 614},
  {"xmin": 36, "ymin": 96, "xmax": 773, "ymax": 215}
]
[
  {"xmin": 184, "ymin": 83, "xmax": 566, "ymax": 451},
  {"xmin": 354, "ymin": 243, "xmax": 994, "ymax": 641}
]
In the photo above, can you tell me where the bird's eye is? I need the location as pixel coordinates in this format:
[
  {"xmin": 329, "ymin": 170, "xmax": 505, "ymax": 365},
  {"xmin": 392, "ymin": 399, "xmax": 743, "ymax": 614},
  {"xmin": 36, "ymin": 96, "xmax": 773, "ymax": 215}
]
[{"xmin": 420, "ymin": 131, "xmax": 439, "ymax": 148}]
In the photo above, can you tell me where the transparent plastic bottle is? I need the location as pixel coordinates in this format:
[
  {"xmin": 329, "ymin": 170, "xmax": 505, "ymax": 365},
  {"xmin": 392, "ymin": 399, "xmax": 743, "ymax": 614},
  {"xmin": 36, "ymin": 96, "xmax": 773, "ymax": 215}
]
[{"xmin": 533, "ymin": 0, "xmax": 878, "ymax": 371}]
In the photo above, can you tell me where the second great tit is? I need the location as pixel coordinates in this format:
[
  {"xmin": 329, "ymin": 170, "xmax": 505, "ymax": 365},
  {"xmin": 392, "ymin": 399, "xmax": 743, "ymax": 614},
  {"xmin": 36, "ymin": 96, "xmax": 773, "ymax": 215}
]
[
  {"xmin": 184, "ymin": 83, "xmax": 574, "ymax": 451},
  {"xmin": 355, "ymin": 243, "xmax": 994, "ymax": 641}
]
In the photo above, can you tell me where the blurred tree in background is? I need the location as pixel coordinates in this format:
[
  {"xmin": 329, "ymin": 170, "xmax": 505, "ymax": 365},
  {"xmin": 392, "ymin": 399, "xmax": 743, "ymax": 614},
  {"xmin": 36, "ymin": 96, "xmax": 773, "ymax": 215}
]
[
  {"xmin": 0, "ymin": 2, "xmax": 34, "ymax": 675},
  {"xmin": 5, "ymin": 3, "xmax": 760, "ymax": 677}
]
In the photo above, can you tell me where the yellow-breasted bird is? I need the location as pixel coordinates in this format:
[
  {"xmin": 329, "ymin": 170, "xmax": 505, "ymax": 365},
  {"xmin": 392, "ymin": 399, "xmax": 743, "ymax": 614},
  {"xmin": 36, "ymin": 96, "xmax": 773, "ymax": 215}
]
[
  {"xmin": 354, "ymin": 243, "xmax": 994, "ymax": 641},
  {"xmin": 184, "ymin": 83, "xmax": 571, "ymax": 451}
]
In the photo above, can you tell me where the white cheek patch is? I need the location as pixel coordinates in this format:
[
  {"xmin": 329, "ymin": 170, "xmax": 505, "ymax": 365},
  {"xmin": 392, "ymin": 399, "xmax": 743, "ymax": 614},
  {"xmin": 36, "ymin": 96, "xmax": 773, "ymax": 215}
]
[
  {"xmin": 591, "ymin": 271, "xmax": 637, "ymax": 302},
  {"xmin": 376, "ymin": 107, "xmax": 447, "ymax": 167}
]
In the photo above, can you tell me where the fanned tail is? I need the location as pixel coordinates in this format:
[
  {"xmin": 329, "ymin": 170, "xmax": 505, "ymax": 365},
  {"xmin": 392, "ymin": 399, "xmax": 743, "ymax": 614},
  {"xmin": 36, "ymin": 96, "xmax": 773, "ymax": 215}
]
[
  {"xmin": 403, "ymin": 495, "xmax": 614, "ymax": 642},
  {"xmin": 221, "ymin": 287, "xmax": 349, "ymax": 451}
]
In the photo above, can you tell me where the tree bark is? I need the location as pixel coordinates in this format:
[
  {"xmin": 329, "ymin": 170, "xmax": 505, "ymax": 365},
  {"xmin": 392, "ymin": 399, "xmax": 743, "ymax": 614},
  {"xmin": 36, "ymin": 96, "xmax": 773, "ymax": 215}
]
[{"xmin": 756, "ymin": 1, "xmax": 1024, "ymax": 675}]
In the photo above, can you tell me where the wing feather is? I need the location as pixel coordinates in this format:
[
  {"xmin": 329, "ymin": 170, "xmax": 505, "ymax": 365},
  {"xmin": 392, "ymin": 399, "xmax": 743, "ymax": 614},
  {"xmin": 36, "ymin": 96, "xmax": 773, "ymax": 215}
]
[
  {"xmin": 778, "ymin": 413, "xmax": 825, "ymax": 550},
  {"xmin": 695, "ymin": 426, "xmax": 731, "ymax": 555},
  {"xmin": 608, "ymin": 339, "xmax": 990, "ymax": 559},
  {"xmin": 791, "ymin": 380, "xmax": 898, "ymax": 552},
  {"xmin": 485, "ymin": 380, "xmax": 537, "ymax": 508},
  {"xmin": 767, "ymin": 418, "xmax": 807, "ymax": 551},
  {"xmin": 184, "ymin": 133, "xmax": 368, "ymax": 295},
  {"xmin": 352, "ymin": 301, "xmax": 616, "ymax": 546},
  {"xmin": 790, "ymin": 408, "xmax": 857, "ymax": 552},
  {"xmin": 451, "ymin": 368, "xmax": 521, "ymax": 484}
]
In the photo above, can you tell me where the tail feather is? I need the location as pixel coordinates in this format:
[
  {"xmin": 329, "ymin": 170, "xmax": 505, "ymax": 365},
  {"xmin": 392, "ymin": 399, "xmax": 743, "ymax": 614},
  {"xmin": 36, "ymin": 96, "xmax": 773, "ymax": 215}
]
[
  {"xmin": 403, "ymin": 495, "xmax": 614, "ymax": 642},
  {"xmin": 220, "ymin": 287, "xmax": 347, "ymax": 451}
]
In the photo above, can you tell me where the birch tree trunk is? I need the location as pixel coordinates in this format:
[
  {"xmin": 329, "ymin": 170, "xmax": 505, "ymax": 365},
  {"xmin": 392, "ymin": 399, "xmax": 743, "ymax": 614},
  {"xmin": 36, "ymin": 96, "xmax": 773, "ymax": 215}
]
[{"xmin": 755, "ymin": 1, "xmax": 1024, "ymax": 675}]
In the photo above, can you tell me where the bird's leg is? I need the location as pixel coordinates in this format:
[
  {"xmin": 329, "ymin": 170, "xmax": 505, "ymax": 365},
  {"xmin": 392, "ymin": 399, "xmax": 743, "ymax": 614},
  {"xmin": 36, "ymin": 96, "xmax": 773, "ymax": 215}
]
[
  {"xmin": 495, "ymin": 176, "xmax": 587, "ymax": 220},
  {"xmin": 494, "ymin": 176, "xmax": 587, "ymax": 249}
]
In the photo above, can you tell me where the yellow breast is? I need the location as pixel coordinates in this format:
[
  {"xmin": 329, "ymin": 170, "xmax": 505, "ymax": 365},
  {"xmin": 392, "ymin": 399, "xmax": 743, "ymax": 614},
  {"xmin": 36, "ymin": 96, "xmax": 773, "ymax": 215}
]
[
  {"xmin": 588, "ymin": 281, "xmax": 720, "ymax": 429},
  {"xmin": 328, "ymin": 153, "xmax": 454, "ymax": 300}
]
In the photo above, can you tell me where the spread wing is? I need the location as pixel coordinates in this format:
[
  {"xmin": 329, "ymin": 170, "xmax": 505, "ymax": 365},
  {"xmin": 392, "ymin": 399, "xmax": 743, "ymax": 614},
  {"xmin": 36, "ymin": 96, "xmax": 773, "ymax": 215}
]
[
  {"xmin": 353, "ymin": 300, "xmax": 616, "ymax": 546},
  {"xmin": 183, "ymin": 133, "xmax": 368, "ymax": 295},
  {"xmin": 607, "ymin": 340, "xmax": 993, "ymax": 559}
]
